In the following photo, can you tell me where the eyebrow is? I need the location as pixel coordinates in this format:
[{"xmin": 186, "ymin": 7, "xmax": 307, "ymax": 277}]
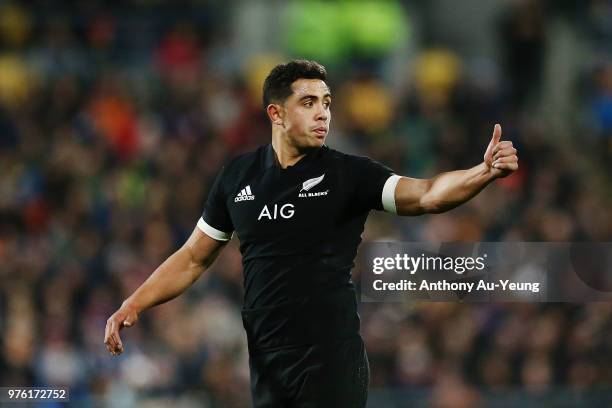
[{"xmin": 298, "ymin": 93, "xmax": 332, "ymax": 101}]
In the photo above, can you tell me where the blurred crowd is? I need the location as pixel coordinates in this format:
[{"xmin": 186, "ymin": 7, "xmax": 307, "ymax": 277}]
[{"xmin": 1, "ymin": 1, "xmax": 611, "ymax": 407}]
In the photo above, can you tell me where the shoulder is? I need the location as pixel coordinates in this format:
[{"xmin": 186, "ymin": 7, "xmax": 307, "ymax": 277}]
[
  {"xmin": 324, "ymin": 146, "xmax": 379, "ymax": 169},
  {"xmin": 325, "ymin": 147, "xmax": 395, "ymax": 187},
  {"xmin": 209, "ymin": 146, "xmax": 266, "ymax": 198}
]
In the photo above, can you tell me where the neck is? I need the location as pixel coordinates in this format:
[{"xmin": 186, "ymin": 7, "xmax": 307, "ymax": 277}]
[{"xmin": 271, "ymin": 130, "xmax": 308, "ymax": 169}]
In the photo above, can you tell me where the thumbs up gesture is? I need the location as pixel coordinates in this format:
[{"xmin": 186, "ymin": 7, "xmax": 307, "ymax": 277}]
[{"xmin": 483, "ymin": 124, "xmax": 518, "ymax": 178}]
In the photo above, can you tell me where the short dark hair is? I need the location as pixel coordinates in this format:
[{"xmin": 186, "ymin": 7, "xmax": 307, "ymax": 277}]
[{"xmin": 262, "ymin": 59, "xmax": 327, "ymax": 109}]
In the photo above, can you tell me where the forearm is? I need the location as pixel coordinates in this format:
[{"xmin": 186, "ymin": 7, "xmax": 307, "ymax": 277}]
[
  {"xmin": 421, "ymin": 162, "xmax": 495, "ymax": 213},
  {"xmin": 122, "ymin": 246, "xmax": 205, "ymax": 313},
  {"xmin": 105, "ymin": 228, "xmax": 224, "ymax": 356}
]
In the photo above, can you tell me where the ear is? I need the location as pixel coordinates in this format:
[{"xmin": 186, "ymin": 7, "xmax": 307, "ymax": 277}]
[{"xmin": 267, "ymin": 103, "xmax": 284, "ymax": 126}]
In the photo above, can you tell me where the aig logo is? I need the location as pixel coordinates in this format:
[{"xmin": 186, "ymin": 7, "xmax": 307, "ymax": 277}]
[{"xmin": 258, "ymin": 203, "xmax": 294, "ymax": 220}]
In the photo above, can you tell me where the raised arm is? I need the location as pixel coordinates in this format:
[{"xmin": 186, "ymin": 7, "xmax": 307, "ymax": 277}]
[
  {"xmin": 393, "ymin": 124, "xmax": 518, "ymax": 216},
  {"xmin": 104, "ymin": 227, "xmax": 227, "ymax": 355}
]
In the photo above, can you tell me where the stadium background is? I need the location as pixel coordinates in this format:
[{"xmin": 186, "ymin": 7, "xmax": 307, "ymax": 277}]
[{"xmin": 1, "ymin": 0, "xmax": 611, "ymax": 406}]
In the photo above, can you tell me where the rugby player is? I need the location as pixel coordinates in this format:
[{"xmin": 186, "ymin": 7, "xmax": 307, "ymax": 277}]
[{"xmin": 104, "ymin": 60, "xmax": 518, "ymax": 406}]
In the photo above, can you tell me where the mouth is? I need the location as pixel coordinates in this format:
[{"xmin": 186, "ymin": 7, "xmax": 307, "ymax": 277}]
[{"xmin": 313, "ymin": 127, "xmax": 327, "ymax": 138}]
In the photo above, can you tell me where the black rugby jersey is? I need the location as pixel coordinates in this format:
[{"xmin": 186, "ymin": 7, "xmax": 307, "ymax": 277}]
[{"xmin": 198, "ymin": 143, "xmax": 400, "ymax": 350}]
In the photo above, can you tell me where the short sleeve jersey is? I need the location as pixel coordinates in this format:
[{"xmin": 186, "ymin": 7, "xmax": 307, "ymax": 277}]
[{"xmin": 199, "ymin": 144, "xmax": 399, "ymax": 349}]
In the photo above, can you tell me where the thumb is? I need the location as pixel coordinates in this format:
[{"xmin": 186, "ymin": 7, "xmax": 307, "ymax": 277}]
[{"xmin": 491, "ymin": 123, "xmax": 502, "ymax": 146}]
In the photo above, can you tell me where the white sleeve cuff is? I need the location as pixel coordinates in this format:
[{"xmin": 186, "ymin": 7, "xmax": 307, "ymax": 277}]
[
  {"xmin": 197, "ymin": 218, "xmax": 233, "ymax": 241},
  {"xmin": 382, "ymin": 175, "xmax": 401, "ymax": 214}
]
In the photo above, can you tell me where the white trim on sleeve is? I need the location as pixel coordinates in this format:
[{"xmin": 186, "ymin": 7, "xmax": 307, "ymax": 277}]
[
  {"xmin": 197, "ymin": 218, "xmax": 233, "ymax": 241},
  {"xmin": 381, "ymin": 174, "xmax": 401, "ymax": 214}
]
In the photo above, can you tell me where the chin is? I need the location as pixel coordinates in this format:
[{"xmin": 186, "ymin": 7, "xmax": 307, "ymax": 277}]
[
  {"xmin": 294, "ymin": 134, "xmax": 326, "ymax": 151},
  {"xmin": 311, "ymin": 133, "xmax": 327, "ymax": 145}
]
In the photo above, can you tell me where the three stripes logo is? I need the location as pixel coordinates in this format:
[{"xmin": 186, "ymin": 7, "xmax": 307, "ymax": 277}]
[{"xmin": 235, "ymin": 185, "xmax": 255, "ymax": 202}]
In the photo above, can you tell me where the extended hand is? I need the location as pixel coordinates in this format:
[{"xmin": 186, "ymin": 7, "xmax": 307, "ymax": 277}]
[
  {"xmin": 104, "ymin": 304, "xmax": 139, "ymax": 356},
  {"xmin": 483, "ymin": 124, "xmax": 518, "ymax": 178}
]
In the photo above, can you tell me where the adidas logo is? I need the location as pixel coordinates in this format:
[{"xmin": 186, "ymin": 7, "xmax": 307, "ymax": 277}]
[{"xmin": 235, "ymin": 185, "xmax": 255, "ymax": 202}]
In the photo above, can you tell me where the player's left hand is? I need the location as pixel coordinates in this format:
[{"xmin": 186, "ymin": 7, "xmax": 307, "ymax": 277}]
[{"xmin": 483, "ymin": 123, "xmax": 518, "ymax": 178}]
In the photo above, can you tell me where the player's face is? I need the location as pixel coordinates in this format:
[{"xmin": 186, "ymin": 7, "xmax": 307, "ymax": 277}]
[{"xmin": 281, "ymin": 79, "xmax": 331, "ymax": 149}]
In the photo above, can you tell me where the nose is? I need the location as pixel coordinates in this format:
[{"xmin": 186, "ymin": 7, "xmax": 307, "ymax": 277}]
[{"xmin": 315, "ymin": 103, "xmax": 328, "ymax": 122}]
